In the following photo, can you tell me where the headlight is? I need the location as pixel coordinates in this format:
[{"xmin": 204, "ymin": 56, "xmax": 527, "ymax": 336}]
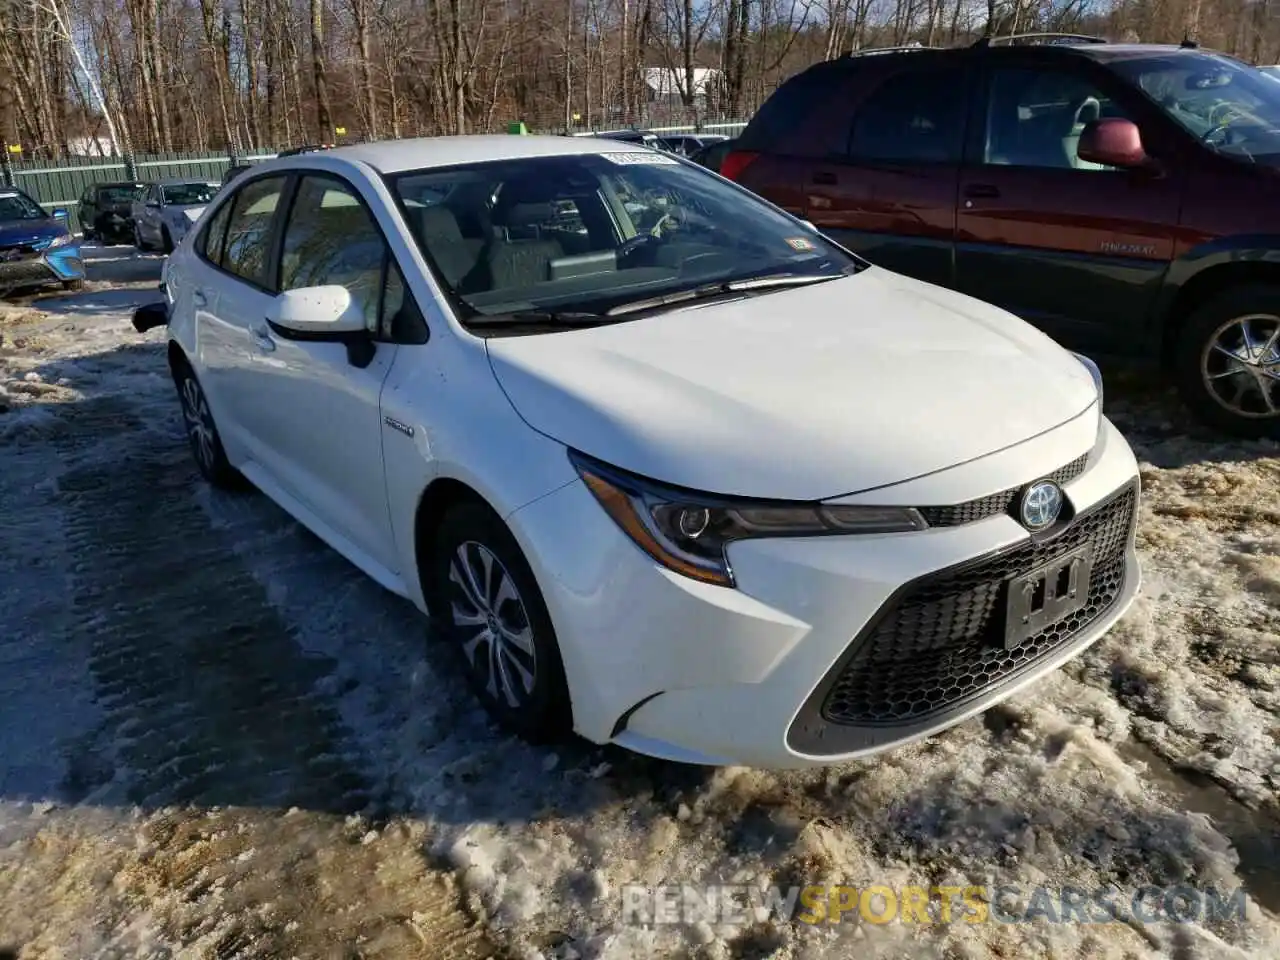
[
  {"xmin": 569, "ymin": 451, "xmax": 926, "ymax": 588},
  {"xmin": 47, "ymin": 233, "xmax": 77, "ymax": 249}
]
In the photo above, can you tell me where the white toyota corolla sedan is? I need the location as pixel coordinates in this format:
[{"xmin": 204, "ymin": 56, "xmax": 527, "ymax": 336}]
[{"xmin": 144, "ymin": 135, "xmax": 1141, "ymax": 768}]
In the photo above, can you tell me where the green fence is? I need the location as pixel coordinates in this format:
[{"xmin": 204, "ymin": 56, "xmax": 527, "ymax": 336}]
[{"xmin": 1, "ymin": 150, "xmax": 278, "ymax": 235}]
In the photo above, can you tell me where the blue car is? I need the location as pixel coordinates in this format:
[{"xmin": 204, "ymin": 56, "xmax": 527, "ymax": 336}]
[{"xmin": 0, "ymin": 187, "xmax": 85, "ymax": 296}]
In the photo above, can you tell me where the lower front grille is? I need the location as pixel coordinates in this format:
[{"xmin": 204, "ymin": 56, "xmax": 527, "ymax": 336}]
[
  {"xmin": 819, "ymin": 483, "xmax": 1136, "ymax": 728},
  {"xmin": 0, "ymin": 259, "xmax": 56, "ymax": 288}
]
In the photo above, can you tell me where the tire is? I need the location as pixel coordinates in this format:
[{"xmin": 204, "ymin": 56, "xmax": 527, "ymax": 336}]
[
  {"xmin": 82, "ymin": 228, "xmax": 97, "ymax": 242},
  {"xmin": 62, "ymin": 278, "xmax": 85, "ymax": 292},
  {"xmin": 172, "ymin": 359, "xmax": 242, "ymax": 489},
  {"xmin": 1173, "ymin": 284, "xmax": 1280, "ymax": 440},
  {"xmin": 161, "ymin": 226, "xmax": 174, "ymax": 254},
  {"xmin": 429, "ymin": 503, "xmax": 572, "ymax": 742}
]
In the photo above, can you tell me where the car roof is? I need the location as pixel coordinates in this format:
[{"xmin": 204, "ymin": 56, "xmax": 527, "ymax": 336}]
[
  {"xmin": 305, "ymin": 134, "xmax": 662, "ymax": 175},
  {"xmin": 94, "ymin": 181, "xmax": 145, "ymax": 189},
  {"xmin": 156, "ymin": 177, "xmax": 218, "ymax": 186}
]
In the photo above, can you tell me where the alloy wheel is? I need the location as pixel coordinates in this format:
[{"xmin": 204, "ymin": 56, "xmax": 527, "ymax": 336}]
[
  {"xmin": 447, "ymin": 541, "xmax": 538, "ymax": 708},
  {"xmin": 179, "ymin": 376, "xmax": 216, "ymax": 471},
  {"xmin": 1200, "ymin": 313, "xmax": 1280, "ymax": 419}
]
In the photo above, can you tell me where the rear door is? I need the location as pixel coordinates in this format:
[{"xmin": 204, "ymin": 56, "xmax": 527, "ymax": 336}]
[
  {"xmin": 193, "ymin": 174, "xmax": 290, "ymax": 463},
  {"xmin": 953, "ymin": 56, "xmax": 1185, "ymax": 352},
  {"xmin": 802, "ymin": 62, "xmax": 972, "ymax": 287}
]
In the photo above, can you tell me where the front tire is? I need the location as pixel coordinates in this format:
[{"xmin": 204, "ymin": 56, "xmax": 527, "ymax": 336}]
[
  {"xmin": 172, "ymin": 360, "xmax": 241, "ymax": 488},
  {"xmin": 62, "ymin": 278, "xmax": 85, "ymax": 292},
  {"xmin": 430, "ymin": 503, "xmax": 572, "ymax": 743},
  {"xmin": 1174, "ymin": 285, "xmax": 1280, "ymax": 440}
]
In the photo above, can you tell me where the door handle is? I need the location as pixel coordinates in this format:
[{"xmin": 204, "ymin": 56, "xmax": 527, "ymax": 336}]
[
  {"xmin": 812, "ymin": 171, "xmax": 838, "ymax": 186},
  {"xmin": 963, "ymin": 183, "xmax": 1001, "ymax": 199},
  {"xmin": 251, "ymin": 322, "xmax": 276, "ymax": 353},
  {"xmin": 192, "ymin": 289, "xmax": 207, "ymax": 307}
]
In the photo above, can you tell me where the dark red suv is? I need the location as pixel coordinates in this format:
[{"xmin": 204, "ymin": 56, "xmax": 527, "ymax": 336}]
[{"xmin": 725, "ymin": 35, "xmax": 1280, "ymax": 438}]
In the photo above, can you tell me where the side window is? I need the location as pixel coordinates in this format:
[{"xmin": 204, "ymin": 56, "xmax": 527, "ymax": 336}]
[
  {"xmin": 984, "ymin": 67, "xmax": 1130, "ymax": 171},
  {"xmin": 199, "ymin": 201, "xmax": 233, "ymax": 265},
  {"xmin": 848, "ymin": 68, "xmax": 968, "ymax": 163},
  {"xmin": 279, "ymin": 175, "xmax": 391, "ymax": 333},
  {"xmin": 222, "ymin": 176, "xmax": 286, "ymax": 287}
]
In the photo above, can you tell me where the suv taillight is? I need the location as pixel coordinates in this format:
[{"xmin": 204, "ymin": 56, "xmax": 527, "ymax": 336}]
[{"xmin": 720, "ymin": 150, "xmax": 760, "ymax": 182}]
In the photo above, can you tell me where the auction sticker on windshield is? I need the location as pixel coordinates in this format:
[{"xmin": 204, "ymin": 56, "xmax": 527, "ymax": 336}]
[
  {"xmin": 603, "ymin": 152, "xmax": 680, "ymax": 165},
  {"xmin": 785, "ymin": 236, "xmax": 817, "ymax": 251}
]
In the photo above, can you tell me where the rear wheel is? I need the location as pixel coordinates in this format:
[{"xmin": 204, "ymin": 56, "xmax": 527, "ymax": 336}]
[
  {"xmin": 1174, "ymin": 285, "xmax": 1280, "ymax": 440},
  {"xmin": 429, "ymin": 503, "xmax": 572, "ymax": 743},
  {"xmin": 172, "ymin": 359, "xmax": 241, "ymax": 488}
]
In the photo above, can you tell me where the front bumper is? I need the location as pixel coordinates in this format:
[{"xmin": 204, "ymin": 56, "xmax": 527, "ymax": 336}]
[
  {"xmin": 509, "ymin": 414, "xmax": 1141, "ymax": 769},
  {"xmin": 0, "ymin": 242, "xmax": 84, "ymax": 291}
]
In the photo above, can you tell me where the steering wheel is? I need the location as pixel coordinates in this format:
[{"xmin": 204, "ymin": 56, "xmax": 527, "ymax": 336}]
[{"xmin": 1201, "ymin": 122, "xmax": 1238, "ymax": 146}]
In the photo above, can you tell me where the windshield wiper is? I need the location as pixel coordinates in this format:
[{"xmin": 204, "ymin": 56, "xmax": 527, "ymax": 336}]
[
  {"xmin": 605, "ymin": 273, "xmax": 843, "ymax": 317},
  {"xmin": 470, "ymin": 309, "xmax": 615, "ymax": 328}
]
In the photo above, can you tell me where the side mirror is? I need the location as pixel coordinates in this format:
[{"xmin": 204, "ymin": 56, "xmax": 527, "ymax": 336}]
[
  {"xmin": 268, "ymin": 285, "xmax": 368, "ymax": 336},
  {"xmin": 268, "ymin": 286, "xmax": 376, "ymax": 367},
  {"xmin": 1078, "ymin": 118, "xmax": 1150, "ymax": 169},
  {"xmin": 53, "ymin": 207, "xmax": 69, "ymax": 221}
]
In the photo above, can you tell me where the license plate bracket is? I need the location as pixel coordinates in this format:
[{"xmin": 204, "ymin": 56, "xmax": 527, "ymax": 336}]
[{"xmin": 1004, "ymin": 547, "xmax": 1093, "ymax": 650}]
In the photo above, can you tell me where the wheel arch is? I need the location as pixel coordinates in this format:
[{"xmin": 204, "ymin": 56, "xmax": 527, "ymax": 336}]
[
  {"xmin": 1158, "ymin": 240, "xmax": 1280, "ymax": 368},
  {"xmin": 412, "ymin": 476, "xmax": 495, "ymax": 614}
]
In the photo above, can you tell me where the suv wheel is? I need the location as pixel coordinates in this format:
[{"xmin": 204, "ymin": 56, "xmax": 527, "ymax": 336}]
[
  {"xmin": 429, "ymin": 503, "xmax": 571, "ymax": 743},
  {"xmin": 1174, "ymin": 284, "xmax": 1280, "ymax": 440},
  {"xmin": 173, "ymin": 360, "xmax": 241, "ymax": 488}
]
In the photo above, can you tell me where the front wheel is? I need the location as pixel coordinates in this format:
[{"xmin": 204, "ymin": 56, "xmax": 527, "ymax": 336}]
[
  {"xmin": 1173, "ymin": 285, "xmax": 1280, "ymax": 440},
  {"xmin": 173, "ymin": 360, "xmax": 241, "ymax": 488},
  {"xmin": 429, "ymin": 503, "xmax": 572, "ymax": 743},
  {"xmin": 62, "ymin": 278, "xmax": 85, "ymax": 292}
]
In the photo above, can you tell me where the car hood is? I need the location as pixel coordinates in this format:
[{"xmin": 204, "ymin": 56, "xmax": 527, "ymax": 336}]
[
  {"xmin": 485, "ymin": 267, "xmax": 1099, "ymax": 501},
  {"xmin": 0, "ymin": 218, "xmax": 64, "ymax": 248}
]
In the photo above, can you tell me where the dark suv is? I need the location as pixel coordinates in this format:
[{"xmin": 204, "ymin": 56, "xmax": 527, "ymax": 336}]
[{"xmin": 726, "ymin": 36, "xmax": 1280, "ymax": 437}]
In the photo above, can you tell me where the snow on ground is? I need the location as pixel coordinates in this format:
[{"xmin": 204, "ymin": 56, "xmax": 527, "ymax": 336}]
[{"xmin": 0, "ymin": 256, "xmax": 1277, "ymax": 959}]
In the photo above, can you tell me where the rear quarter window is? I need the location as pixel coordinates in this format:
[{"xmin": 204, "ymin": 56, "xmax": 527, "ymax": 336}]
[{"xmin": 736, "ymin": 63, "xmax": 850, "ymax": 153}]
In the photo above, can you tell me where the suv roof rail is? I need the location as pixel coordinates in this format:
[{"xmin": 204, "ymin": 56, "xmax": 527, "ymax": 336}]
[
  {"xmin": 843, "ymin": 44, "xmax": 944, "ymax": 58},
  {"xmin": 972, "ymin": 32, "xmax": 1108, "ymax": 48}
]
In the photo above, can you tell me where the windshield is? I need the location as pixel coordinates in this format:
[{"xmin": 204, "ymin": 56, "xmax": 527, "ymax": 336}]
[
  {"xmin": 0, "ymin": 190, "xmax": 48, "ymax": 221},
  {"xmin": 163, "ymin": 183, "xmax": 217, "ymax": 205},
  {"xmin": 391, "ymin": 152, "xmax": 859, "ymax": 324},
  {"xmin": 99, "ymin": 184, "xmax": 146, "ymax": 203},
  {"xmin": 1111, "ymin": 52, "xmax": 1280, "ymax": 161}
]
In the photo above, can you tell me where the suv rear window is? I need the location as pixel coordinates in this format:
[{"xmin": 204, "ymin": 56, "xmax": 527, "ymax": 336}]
[{"xmin": 736, "ymin": 62, "xmax": 848, "ymax": 151}]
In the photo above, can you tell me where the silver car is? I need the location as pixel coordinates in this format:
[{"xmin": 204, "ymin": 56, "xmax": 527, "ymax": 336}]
[{"xmin": 132, "ymin": 179, "xmax": 218, "ymax": 253}]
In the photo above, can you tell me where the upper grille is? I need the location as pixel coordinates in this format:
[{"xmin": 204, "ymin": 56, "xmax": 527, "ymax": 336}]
[
  {"xmin": 918, "ymin": 453, "xmax": 1090, "ymax": 527},
  {"xmin": 821, "ymin": 483, "xmax": 1135, "ymax": 727}
]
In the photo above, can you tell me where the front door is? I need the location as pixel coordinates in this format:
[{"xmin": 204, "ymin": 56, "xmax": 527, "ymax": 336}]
[
  {"xmin": 242, "ymin": 173, "xmax": 402, "ymax": 573},
  {"xmin": 803, "ymin": 63, "xmax": 970, "ymax": 288},
  {"xmin": 954, "ymin": 61, "xmax": 1185, "ymax": 353}
]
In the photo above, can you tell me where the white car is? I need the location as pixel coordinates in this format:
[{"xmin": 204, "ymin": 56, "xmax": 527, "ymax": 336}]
[
  {"xmin": 133, "ymin": 179, "xmax": 219, "ymax": 252},
  {"xmin": 150, "ymin": 135, "xmax": 1141, "ymax": 768}
]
